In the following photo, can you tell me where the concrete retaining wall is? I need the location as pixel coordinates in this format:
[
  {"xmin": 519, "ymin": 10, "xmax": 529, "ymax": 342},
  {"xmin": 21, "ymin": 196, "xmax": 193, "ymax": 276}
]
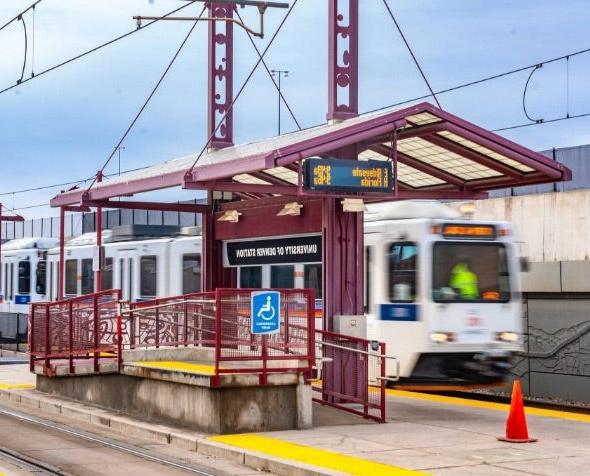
[{"xmin": 37, "ymin": 373, "xmax": 311, "ymax": 434}]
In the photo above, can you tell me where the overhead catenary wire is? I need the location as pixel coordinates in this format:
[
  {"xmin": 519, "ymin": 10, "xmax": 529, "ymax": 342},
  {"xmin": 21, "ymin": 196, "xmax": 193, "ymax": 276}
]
[
  {"xmin": 234, "ymin": 8, "xmax": 301, "ymax": 131},
  {"xmin": 0, "ymin": 166, "xmax": 149, "ymax": 197},
  {"xmin": 368, "ymin": 45, "xmax": 590, "ymax": 115},
  {"xmin": 187, "ymin": 0, "xmax": 300, "ymax": 174},
  {"xmin": 0, "ymin": 0, "xmax": 202, "ymax": 96},
  {"xmin": 381, "ymin": 0, "xmax": 442, "ymax": 109},
  {"xmin": 85, "ymin": 6, "xmax": 207, "ymax": 194},
  {"xmin": 0, "ymin": 0, "xmax": 41, "ymax": 34}
]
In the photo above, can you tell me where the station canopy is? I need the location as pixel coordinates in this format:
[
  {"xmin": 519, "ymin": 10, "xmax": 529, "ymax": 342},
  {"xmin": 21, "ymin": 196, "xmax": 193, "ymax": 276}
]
[{"xmin": 51, "ymin": 102, "xmax": 571, "ymax": 206}]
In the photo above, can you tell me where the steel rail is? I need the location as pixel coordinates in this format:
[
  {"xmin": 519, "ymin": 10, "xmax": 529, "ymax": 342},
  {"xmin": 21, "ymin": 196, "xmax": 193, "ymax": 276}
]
[
  {"xmin": 0, "ymin": 446, "xmax": 64, "ymax": 475},
  {"xmin": 0, "ymin": 406, "xmax": 224, "ymax": 476}
]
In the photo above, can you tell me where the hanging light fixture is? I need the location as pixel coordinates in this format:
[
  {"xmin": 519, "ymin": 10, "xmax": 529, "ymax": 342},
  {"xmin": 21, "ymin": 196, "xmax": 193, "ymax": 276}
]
[
  {"xmin": 277, "ymin": 202, "xmax": 303, "ymax": 216},
  {"xmin": 217, "ymin": 210, "xmax": 242, "ymax": 223}
]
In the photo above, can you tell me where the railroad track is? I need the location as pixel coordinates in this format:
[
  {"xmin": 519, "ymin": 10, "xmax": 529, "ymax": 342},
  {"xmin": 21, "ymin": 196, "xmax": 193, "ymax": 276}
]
[
  {"xmin": 0, "ymin": 446, "xmax": 66, "ymax": 475},
  {"xmin": 0, "ymin": 406, "xmax": 224, "ymax": 476}
]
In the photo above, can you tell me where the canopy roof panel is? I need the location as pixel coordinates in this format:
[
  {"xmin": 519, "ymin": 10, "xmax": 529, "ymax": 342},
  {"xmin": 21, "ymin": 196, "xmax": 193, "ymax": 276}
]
[{"xmin": 51, "ymin": 102, "xmax": 571, "ymax": 207}]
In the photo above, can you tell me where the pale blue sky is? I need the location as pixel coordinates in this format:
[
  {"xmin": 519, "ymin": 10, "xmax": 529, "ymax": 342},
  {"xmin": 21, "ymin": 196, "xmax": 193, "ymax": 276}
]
[{"xmin": 0, "ymin": 0, "xmax": 589, "ymax": 218}]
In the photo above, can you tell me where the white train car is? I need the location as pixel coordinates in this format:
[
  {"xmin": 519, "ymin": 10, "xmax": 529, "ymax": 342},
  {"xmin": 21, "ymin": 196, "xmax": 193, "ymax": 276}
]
[
  {"xmin": 45, "ymin": 226, "xmax": 202, "ymax": 302},
  {"xmin": 0, "ymin": 237, "xmax": 58, "ymax": 314},
  {"xmin": 364, "ymin": 202, "xmax": 523, "ymax": 388}
]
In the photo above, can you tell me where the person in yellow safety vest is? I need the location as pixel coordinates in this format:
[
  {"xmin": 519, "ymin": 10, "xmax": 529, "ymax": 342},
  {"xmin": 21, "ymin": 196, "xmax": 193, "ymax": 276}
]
[{"xmin": 449, "ymin": 261, "xmax": 479, "ymax": 299}]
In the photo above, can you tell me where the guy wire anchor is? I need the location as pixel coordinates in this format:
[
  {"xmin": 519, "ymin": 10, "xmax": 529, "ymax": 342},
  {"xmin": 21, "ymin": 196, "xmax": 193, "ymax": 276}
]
[{"xmin": 134, "ymin": 0, "xmax": 289, "ymax": 39}]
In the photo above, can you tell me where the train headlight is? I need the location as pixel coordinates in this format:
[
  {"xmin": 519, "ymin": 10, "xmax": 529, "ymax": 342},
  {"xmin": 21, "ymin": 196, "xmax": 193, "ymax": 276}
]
[
  {"xmin": 496, "ymin": 332, "xmax": 519, "ymax": 343},
  {"xmin": 430, "ymin": 332, "xmax": 456, "ymax": 343}
]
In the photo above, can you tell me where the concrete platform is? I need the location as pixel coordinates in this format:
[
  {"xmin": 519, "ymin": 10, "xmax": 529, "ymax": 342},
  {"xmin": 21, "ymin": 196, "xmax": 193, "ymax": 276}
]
[
  {"xmin": 5, "ymin": 363, "xmax": 590, "ymax": 475},
  {"xmin": 36, "ymin": 357, "xmax": 313, "ymax": 434}
]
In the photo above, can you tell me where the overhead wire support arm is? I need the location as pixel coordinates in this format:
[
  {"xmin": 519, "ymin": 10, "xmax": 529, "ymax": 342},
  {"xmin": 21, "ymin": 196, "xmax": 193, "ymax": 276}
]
[{"xmin": 134, "ymin": 0, "xmax": 289, "ymax": 39}]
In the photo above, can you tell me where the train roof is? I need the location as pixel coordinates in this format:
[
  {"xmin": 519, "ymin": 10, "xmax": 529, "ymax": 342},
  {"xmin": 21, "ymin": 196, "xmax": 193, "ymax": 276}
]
[
  {"xmin": 1, "ymin": 237, "xmax": 59, "ymax": 251},
  {"xmin": 365, "ymin": 200, "xmax": 460, "ymax": 222}
]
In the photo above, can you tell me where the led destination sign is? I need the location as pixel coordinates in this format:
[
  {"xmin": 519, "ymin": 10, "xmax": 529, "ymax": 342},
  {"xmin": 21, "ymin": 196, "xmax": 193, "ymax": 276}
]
[{"xmin": 304, "ymin": 158, "xmax": 393, "ymax": 193}]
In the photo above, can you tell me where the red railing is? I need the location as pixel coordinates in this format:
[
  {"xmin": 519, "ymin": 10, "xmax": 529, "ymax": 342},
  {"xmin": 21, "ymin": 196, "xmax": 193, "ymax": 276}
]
[
  {"xmin": 29, "ymin": 289, "xmax": 122, "ymax": 375},
  {"xmin": 124, "ymin": 288, "xmax": 315, "ymax": 386},
  {"xmin": 313, "ymin": 329, "xmax": 387, "ymax": 422}
]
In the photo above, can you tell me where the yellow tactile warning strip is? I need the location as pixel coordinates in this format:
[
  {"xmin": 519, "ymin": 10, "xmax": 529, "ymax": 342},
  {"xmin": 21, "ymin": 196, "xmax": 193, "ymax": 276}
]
[
  {"xmin": 210, "ymin": 434, "xmax": 426, "ymax": 476},
  {"xmin": 388, "ymin": 389, "xmax": 590, "ymax": 423},
  {"xmin": 0, "ymin": 384, "xmax": 35, "ymax": 390},
  {"xmin": 132, "ymin": 361, "xmax": 217, "ymax": 375}
]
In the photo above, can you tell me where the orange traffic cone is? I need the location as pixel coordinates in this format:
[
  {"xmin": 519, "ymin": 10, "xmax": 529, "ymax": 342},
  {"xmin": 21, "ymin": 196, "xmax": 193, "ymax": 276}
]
[{"xmin": 497, "ymin": 380, "xmax": 537, "ymax": 443}]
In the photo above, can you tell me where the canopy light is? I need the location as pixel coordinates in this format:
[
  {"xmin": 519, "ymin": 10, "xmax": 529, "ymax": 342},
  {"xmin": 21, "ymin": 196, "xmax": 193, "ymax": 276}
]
[
  {"xmin": 277, "ymin": 202, "xmax": 303, "ymax": 217},
  {"xmin": 217, "ymin": 210, "xmax": 242, "ymax": 223},
  {"xmin": 341, "ymin": 198, "xmax": 366, "ymax": 213}
]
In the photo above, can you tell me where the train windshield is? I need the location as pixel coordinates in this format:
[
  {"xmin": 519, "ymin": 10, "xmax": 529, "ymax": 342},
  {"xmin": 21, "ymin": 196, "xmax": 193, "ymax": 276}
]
[{"xmin": 432, "ymin": 242, "xmax": 510, "ymax": 303}]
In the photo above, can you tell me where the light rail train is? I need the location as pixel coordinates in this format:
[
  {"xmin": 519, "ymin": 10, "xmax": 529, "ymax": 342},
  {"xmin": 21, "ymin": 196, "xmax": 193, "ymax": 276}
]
[{"xmin": 0, "ymin": 201, "xmax": 524, "ymax": 388}]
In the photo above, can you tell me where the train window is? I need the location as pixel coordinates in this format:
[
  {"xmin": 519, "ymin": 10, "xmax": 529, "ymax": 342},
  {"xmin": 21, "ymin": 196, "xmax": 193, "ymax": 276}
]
[
  {"xmin": 49, "ymin": 262, "xmax": 54, "ymax": 301},
  {"xmin": 140, "ymin": 256, "xmax": 158, "ymax": 298},
  {"xmin": 18, "ymin": 261, "xmax": 31, "ymax": 295},
  {"xmin": 240, "ymin": 266, "xmax": 262, "ymax": 289},
  {"xmin": 128, "ymin": 259, "xmax": 134, "ymax": 301},
  {"xmin": 3, "ymin": 263, "xmax": 7, "ymax": 299},
  {"xmin": 36, "ymin": 261, "xmax": 47, "ymax": 295},
  {"xmin": 81, "ymin": 259, "xmax": 94, "ymax": 295},
  {"xmin": 432, "ymin": 243, "xmax": 510, "ymax": 303},
  {"xmin": 182, "ymin": 254, "xmax": 201, "ymax": 294},
  {"xmin": 389, "ymin": 243, "xmax": 418, "ymax": 302},
  {"xmin": 304, "ymin": 264, "xmax": 322, "ymax": 299},
  {"xmin": 65, "ymin": 260, "xmax": 78, "ymax": 295},
  {"xmin": 271, "ymin": 265, "xmax": 295, "ymax": 288},
  {"xmin": 9, "ymin": 263, "xmax": 13, "ymax": 300},
  {"xmin": 102, "ymin": 258, "xmax": 113, "ymax": 291}
]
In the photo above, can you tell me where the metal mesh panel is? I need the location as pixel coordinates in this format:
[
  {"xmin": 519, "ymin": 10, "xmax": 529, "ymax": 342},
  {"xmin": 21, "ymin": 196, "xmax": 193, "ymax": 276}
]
[
  {"xmin": 313, "ymin": 330, "xmax": 386, "ymax": 422},
  {"xmin": 29, "ymin": 290, "xmax": 121, "ymax": 371},
  {"xmin": 127, "ymin": 292, "xmax": 216, "ymax": 348},
  {"xmin": 216, "ymin": 289, "xmax": 314, "ymax": 369}
]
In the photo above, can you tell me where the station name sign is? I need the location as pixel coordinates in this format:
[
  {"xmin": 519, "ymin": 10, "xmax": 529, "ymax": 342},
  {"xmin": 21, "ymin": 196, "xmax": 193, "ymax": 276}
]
[
  {"xmin": 225, "ymin": 235, "xmax": 322, "ymax": 266},
  {"xmin": 304, "ymin": 158, "xmax": 393, "ymax": 193}
]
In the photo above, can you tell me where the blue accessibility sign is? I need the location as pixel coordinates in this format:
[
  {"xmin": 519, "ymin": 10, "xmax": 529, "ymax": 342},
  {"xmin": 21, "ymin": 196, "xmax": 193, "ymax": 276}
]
[{"xmin": 251, "ymin": 291, "xmax": 281, "ymax": 335}]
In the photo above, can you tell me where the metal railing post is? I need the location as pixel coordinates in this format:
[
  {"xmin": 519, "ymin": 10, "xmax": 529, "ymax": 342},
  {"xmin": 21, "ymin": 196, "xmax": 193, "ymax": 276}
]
[
  {"xmin": 308, "ymin": 290, "xmax": 316, "ymax": 379},
  {"xmin": 29, "ymin": 306, "xmax": 34, "ymax": 372},
  {"xmin": 69, "ymin": 300, "xmax": 74, "ymax": 374},
  {"xmin": 117, "ymin": 301, "xmax": 122, "ymax": 371},
  {"xmin": 213, "ymin": 289, "xmax": 222, "ymax": 387},
  {"xmin": 155, "ymin": 303, "xmax": 160, "ymax": 348},
  {"xmin": 183, "ymin": 301, "xmax": 188, "ymax": 346},
  {"xmin": 93, "ymin": 296, "xmax": 99, "ymax": 372},
  {"xmin": 380, "ymin": 341, "xmax": 386, "ymax": 422},
  {"xmin": 44, "ymin": 305, "xmax": 50, "ymax": 371}
]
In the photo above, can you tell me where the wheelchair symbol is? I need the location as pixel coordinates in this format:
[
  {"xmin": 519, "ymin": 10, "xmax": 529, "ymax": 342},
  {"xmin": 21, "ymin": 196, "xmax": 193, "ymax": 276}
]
[{"xmin": 257, "ymin": 295, "xmax": 276, "ymax": 321}]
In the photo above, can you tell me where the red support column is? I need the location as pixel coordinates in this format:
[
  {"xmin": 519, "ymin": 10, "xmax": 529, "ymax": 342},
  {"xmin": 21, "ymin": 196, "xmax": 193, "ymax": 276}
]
[
  {"xmin": 328, "ymin": 0, "xmax": 359, "ymax": 121},
  {"xmin": 58, "ymin": 206, "xmax": 65, "ymax": 300},
  {"xmin": 208, "ymin": 2, "xmax": 234, "ymax": 149}
]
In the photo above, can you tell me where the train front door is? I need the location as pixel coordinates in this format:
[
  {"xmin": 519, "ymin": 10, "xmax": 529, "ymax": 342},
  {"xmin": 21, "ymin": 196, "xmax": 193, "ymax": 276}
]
[{"xmin": 116, "ymin": 249, "xmax": 136, "ymax": 302}]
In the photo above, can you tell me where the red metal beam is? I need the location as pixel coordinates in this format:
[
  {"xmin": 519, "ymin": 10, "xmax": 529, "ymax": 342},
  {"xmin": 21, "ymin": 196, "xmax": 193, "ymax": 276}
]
[
  {"xmin": 396, "ymin": 122, "xmax": 448, "ymax": 140},
  {"xmin": 423, "ymin": 134, "xmax": 524, "ymax": 180},
  {"xmin": 82, "ymin": 200, "xmax": 209, "ymax": 214},
  {"xmin": 371, "ymin": 144, "xmax": 466, "ymax": 188}
]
